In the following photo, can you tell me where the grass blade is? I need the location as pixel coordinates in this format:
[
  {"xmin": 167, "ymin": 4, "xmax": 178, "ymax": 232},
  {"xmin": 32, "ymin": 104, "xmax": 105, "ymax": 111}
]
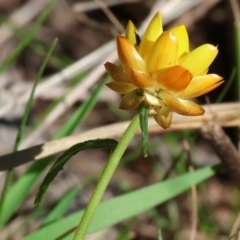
[
  {"xmin": 0, "ymin": 0, "xmax": 57, "ymax": 75},
  {"xmin": 0, "ymin": 157, "xmax": 53, "ymax": 226},
  {"xmin": 0, "ymin": 39, "xmax": 57, "ymax": 227},
  {"xmin": 24, "ymin": 165, "xmax": 219, "ymax": 240},
  {"xmin": 14, "ymin": 39, "xmax": 58, "ymax": 151}
]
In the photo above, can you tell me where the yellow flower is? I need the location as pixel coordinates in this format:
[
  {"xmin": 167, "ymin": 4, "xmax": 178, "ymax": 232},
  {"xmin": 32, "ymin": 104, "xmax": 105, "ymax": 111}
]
[{"xmin": 105, "ymin": 12, "xmax": 223, "ymax": 129}]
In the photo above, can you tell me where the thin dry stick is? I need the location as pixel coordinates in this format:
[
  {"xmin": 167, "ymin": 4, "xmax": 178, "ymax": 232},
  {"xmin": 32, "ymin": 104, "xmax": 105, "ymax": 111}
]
[
  {"xmin": 201, "ymin": 121, "xmax": 240, "ymax": 189},
  {"xmin": 230, "ymin": 211, "xmax": 240, "ymax": 240},
  {"xmin": 0, "ymin": 102, "xmax": 240, "ymax": 171},
  {"xmin": 94, "ymin": 0, "xmax": 125, "ymax": 33},
  {"xmin": 72, "ymin": 0, "xmax": 141, "ymax": 13},
  {"xmin": 0, "ymin": 40, "xmax": 115, "ymax": 118}
]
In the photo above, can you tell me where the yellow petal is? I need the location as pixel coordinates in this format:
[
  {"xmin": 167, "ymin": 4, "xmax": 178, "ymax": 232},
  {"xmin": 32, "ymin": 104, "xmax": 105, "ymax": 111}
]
[
  {"xmin": 125, "ymin": 20, "xmax": 137, "ymax": 45},
  {"xmin": 138, "ymin": 12, "xmax": 163, "ymax": 58},
  {"xmin": 117, "ymin": 35, "xmax": 146, "ymax": 72},
  {"xmin": 146, "ymin": 31, "xmax": 178, "ymax": 72},
  {"xmin": 144, "ymin": 92, "xmax": 161, "ymax": 107},
  {"xmin": 159, "ymin": 91, "xmax": 188, "ymax": 114},
  {"xmin": 154, "ymin": 106, "xmax": 172, "ymax": 129},
  {"xmin": 154, "ymin": 65, "xmax": 192, "ymax": 92},
  {"xmin": 170, "ymin": 25, "xmax": 189, "ymax": 57},
  {"xmin": 181, "ymin": 74, "xmax": 223, "ymax": 99},
  {"xmin": 179, "ymin": 44, "xmax": 218, "ymax": 76},
  {"xmin": 106, "ymin": 82, "xmax": 137, "ymax": 94},
  {"xmin": 119, "ymin": 90, "xmax": 144, "ymax": 110},
  {"xmin": 104, "ymin": 62, "xmax": 129, "ymax": 82},
  {"xmin": 178, "ymin": 100, "xmax": 205, "ymax": 115},
  {"xmin": 128, "ymin": 68, "xmax": 152, "ymax": 88}
]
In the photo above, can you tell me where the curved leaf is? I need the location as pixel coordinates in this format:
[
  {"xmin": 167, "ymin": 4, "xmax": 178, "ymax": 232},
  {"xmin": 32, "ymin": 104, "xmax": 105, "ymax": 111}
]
[{"xmin": 34, "ymin": 139, "xmax": 118, "ymax": 206}]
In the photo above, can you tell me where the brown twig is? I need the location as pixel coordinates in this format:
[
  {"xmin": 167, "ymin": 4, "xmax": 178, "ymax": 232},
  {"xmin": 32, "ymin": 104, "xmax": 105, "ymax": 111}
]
[
  {"xmin": 0, "ymin": 102, "xmax": 239, "ymax": 171},
  {"xmin": 94, "ymin": 0, "xmax": 125, "ymax": 33},
  {"xmin": 201, "ymin": 121, "xmax": 240, "ymax": 189}
]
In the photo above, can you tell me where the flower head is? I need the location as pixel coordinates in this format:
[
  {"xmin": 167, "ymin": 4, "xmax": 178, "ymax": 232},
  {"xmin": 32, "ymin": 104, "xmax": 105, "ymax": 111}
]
[{"xmin": 105, "ymin": 12, "xmax": 223, "ymax": 129}]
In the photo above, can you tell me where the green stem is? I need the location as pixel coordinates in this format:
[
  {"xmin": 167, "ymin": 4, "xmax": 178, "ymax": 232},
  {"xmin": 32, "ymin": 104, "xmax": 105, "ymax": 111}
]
[{"xmin": 73, "ymin": 112, "xmax": 140, "ymax": 240}]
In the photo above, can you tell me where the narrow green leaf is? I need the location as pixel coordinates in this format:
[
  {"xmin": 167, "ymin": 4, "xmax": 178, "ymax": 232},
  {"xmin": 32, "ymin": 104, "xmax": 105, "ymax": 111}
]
[
  {"xmin": 0, "ymin": 39, "xmax": 57, "ymax": 227},
  {"xmin": 34, "ymin": 139, "xmax": 118, "ymax": 206},
  {"xmin": 24, "ymin": 165, "xmax": 219, "ymax": 240},
  {"xmin": 139, "ymin": 103, "xmax": 149, "ymax": 157},
  {"xmin": 41, "ymin": 186, "xmax": 79, "ymax": 227},
  {"xmin": 0, "ymin": 157, "xmax": 52, "ymax": 227},
  {"xmin": 0, "ymin": 0, "xmax": 57, "ymax": 74},
  {"xmin": 14, "ymin": 39, "xmax": 57, "ymax": 151}
]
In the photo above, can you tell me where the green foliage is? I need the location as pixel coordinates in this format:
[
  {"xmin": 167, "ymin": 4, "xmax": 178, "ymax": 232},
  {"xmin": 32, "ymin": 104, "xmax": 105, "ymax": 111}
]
[
  {"xmin": 0, "ymin": 38, "xmax": 57, "ymax": 228},
  {"xmin": 40, "ymin": 186, "xmax": 80, "ymax": 227},
  {"xmin": 34, "ymin": 139, "xmax": 118, "ymax": 206},
  {"xmin": 24, "ymin": 165, "xmax": 218, "ymax": 240},
  {"xmin": 0, "ymin": 0, "xmax": 57, "ymax": 75}
]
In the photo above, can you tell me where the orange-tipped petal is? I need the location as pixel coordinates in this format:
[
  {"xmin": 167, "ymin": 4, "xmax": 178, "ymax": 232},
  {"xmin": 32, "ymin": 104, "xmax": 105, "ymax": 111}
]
[
  {"xmin": 194, "ymin": 81, "xmax": 223, "ymax": 98},
  {"xmin": 179, "ymin": 100, "xmax": 205, "ymax": 115},
  {"xmin": 128, "ymin": 68, "xmax": 152, "ymax": 88},
  {"xmin": 146, "ymin": 31, "xmax": 178, "ymax": 72},
  {"xmin": 119, "ymin": 91, "xmax": 144, "ymax": 109},
  {"xmin": 106, "ymin": 82, "xmax": 137, "ymax": 94},
  {"xmin": 104, "ymin": 62, "xmax": 129, "ymax": 82},
  {"xmin": 138, "ymin": 12, "xmax": 163, "ymax": 58},
  {"xmin": 170, "ymin": 25, "xmax": 189, "ymax": 57},
  {"xmin": 181, "ymin": 74, "xmax": 223, "ymax": 99},
  {"xmin": 154, "ymin": 65, "xmax": 192, "ymax": 92},
  {"xmin": 179, "ymin": 44, "xmax": 218, "ymax": 76},
  {"xmin": 154, "ymin": 106, "xmax": 172, "ymax": 129},
  {"xmin": 125, "ymin": 20, "xmax": 137, "ymax": 45},
  {"xmin": 117, "ymin": 35, "xmax": 146, "ymax": 72},
  {"xmin": 160, "ymin": 91, "xmax": 188, "ymax": 114}
]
